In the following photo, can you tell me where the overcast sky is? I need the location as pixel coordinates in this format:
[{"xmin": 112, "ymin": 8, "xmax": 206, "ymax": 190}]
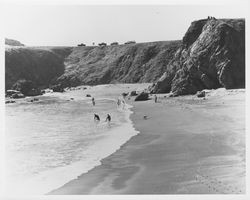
[{"xmin": 2, "ymin": 4, "xmax": 248, "ymax": 46}]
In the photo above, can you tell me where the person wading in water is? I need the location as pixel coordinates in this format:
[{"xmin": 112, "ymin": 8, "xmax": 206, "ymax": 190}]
[
  {"xmin": 92, "ymin": 97, "xmax": 95, "ymax": 106},
  {"xmin": 94, "ymin": 114, "xmax": 100, "ymax": 122},
  {"xmin": 154, "ymin": 95, "xmax": 158, "ymax": 103},
  {"xmin": 105, "ymin": 114, "xmax": 111, "ymax": 123}
]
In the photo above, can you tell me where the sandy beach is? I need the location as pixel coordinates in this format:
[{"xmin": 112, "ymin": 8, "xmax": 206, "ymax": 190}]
[{"xmin": 49, "ymin": 88, "xmax": 245, "ymax": 194}]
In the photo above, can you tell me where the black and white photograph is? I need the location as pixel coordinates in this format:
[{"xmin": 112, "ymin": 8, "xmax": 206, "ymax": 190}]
[{"xmin": 0, "ymin": 0, "xmax": 249, "ymax": 198}]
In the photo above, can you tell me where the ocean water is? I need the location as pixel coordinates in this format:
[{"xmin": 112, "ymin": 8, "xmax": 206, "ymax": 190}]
[{"xmin": 5, "ymin": 84, "xmax": 147, "ymax": 195}]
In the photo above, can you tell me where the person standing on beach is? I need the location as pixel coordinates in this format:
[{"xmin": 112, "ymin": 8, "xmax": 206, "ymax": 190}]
[
  {"xmin": 154, "ymin": 95, "xmax": 158, "ymax": 103},
  {"xmin": 92, "ymin": 97, "xmax": 95, "ymax": 106},
  {"xmin": 117, "ymin": 98, "xmax": 121, "ymax": 108}
]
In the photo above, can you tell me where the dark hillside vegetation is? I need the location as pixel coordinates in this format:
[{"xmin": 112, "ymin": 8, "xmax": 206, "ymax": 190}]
[
  {"xmin": 55, "ymin": 41, "xmax": 181, "ymax": 87},
  {"xmin": 5, "ymin": 41, "xmax": 181, "ymax": 89},
  {"xmin": 5, "ymin": 47, "xmax": 73, "ymax": 89}
]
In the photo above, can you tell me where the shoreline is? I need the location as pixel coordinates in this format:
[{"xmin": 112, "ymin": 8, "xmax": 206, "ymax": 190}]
[
  {"xmin": 42, "ymin": 96, "xmax": 140, "ymax": 195},
  {"xmin": 49, "ymin": 88, "xmax": 245, "ymax": 194},
  {"xmin": 5, "ymin": 84, "xmax": 145, "ymax": 195}
]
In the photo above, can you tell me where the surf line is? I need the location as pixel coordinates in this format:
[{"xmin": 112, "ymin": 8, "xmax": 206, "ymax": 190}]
[{"xmin": 46, "ymin": 98, "xmax": 139, "ymax": 195}]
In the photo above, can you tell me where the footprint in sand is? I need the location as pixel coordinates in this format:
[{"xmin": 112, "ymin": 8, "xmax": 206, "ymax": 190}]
[{"xmin": 195, "ymin": 173, "xmax": 242, "ymax": 194}]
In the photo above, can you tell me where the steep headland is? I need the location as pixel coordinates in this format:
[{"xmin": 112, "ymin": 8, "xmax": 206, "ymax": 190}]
[{"xmin": 151, "ymin": 18, "xmax": 245, "ymax": 95}]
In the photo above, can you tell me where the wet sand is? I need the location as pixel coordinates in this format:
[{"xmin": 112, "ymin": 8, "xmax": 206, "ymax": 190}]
[{"xmin": 49, "ymin": 88, "xmax": 245, "ymax": 194}]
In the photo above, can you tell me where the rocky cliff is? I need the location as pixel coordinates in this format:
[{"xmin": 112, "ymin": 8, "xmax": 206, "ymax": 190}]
[
  {"xmin": 5, "ymin": 18, "xmax": 245, "ymax": 94},
  {"xmin": 5, "ymin": 41, "xmax": 181, "ymax": 90},
  {"xmin": 151, "ymin": 18, "xmax": 245, "ymax": 95},
  {"xmin": 56, "ymin": 41, "xmax": 181, "ymax": 88}
]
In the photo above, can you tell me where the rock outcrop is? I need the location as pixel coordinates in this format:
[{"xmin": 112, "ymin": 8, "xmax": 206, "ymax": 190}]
[
  {"xmin": 196, "ymin": 90, "xmax": 206, "ymax": 98},
  {"xmin": 50, "ymin": 84, "xmax": 64, "ymax": 92},
  {"xmin": 129, "ymin": 90, "xmax": 137, "ymax": 96},
  {"xmin": 11, "ymin": 93, "xmax": 25, "ymax": 99},
  {"xmin": 151, "ymin": 18, "xmax": 245, "ymax": 95},
  {"xmin": 135, "ymin": 92, "xmax": 149, "ymax": 101}
]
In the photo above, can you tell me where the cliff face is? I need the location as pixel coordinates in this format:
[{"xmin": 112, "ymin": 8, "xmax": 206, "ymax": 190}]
[
  {"xmin": 56, "ymin": 41, "xmax": 181, "ymax": 87},
  {"xmin": 5, "ymin": 47, "xmax": 73, "ymax": 89},
  {"xmin": 5, "ymin": 41, "xmax": 181, "ymax": 89},
  {"xmin": 151, "ymin": 18, "xmax": 245, "ymax": 95},
  {"xmin": 5, "ymin": 18, "xmax": 245, "ymax": 94}
]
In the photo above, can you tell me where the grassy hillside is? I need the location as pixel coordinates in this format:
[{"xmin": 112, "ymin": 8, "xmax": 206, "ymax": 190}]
[
  {"xmin": 5, "ymin": 41, "xmax": 181, "ymax": 89},
  {"xmin": 56, "ymin": 41, "xmax": 181, "ymax": 87}
]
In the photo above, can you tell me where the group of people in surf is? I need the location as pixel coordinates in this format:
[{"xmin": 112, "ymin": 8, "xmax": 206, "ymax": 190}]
[
  {"xmin": 94, "ymin": 113, "xmax": 111, "ymax": 123},
  {"xmin": 91, "ymin": 92, "xmax": 158, "ymax": 125},
  {"xmin": 92, "ymin": 97, "xmax": 111, "ymax": 123},
  {"xmin": 91, "ymin": 94, "xmax": 127, "ymax": 125}
]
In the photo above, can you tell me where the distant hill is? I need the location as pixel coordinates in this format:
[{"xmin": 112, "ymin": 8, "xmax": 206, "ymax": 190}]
[{"xmin": 5, "ymin": 38, "xmax": 25, "ymax": 46}]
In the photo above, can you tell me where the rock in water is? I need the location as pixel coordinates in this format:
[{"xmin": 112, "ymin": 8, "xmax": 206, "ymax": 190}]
[
  {"xmin": 197, "ymin": 91, "xmax": 206, "ymax": 98},
  {"xmin": 51, "ymin": 84, "xmax": 64, "ymax": 92},
  {"xmin": 129, "ymin": 91, "xmax": 137, "ymax": 96},
  {"xmin": 11, "ymin": 93, "xmax": 25, "ymax": 99},
  {"xmin": 151, "ymin": 18, "xmax": 245, "ymax": 95},
  {"xmin": 122, "ymin": 92, "xmax": 129, "ymax": 97},
  {"xmin": 5, "ymin": 100, "xmax": 16, "ymax": 104},
  {"xmin": 6, "ymin": 90, "xmax": 20, "ymax": 97},
  {"xmin": 135, "ymin": 92, "xmax": 149, "ymax": 101}
]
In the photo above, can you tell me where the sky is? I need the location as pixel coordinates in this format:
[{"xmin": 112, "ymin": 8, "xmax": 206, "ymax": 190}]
[{"xmin": 2, "ymin": 4, "xmax": 248, "ymax": 46}]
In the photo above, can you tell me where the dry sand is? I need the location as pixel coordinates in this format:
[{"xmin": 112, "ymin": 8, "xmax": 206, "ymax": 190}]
[{"xmin": 49, "ymin": 88, "xmax": 245, "ymax": 194}]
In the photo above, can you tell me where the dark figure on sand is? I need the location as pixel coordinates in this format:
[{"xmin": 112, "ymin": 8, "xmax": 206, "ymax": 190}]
[
  {"xmin": 92, "ymin": 97, "xmax": 95, "ymax": 106},
  {"xmin": 105, "ymin": 114, "xmax": 111, "ymax": 122},
  {"xmin": 94, "ymin": 114, "xmax": 100, "ymax": 122},
  {"xmin": 154, "ymin": 95, "xmax": 158, "ymax": 103},
  {"xmin": 117, "ymin": 98, "xmax": 121, "ymax": 107}
]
